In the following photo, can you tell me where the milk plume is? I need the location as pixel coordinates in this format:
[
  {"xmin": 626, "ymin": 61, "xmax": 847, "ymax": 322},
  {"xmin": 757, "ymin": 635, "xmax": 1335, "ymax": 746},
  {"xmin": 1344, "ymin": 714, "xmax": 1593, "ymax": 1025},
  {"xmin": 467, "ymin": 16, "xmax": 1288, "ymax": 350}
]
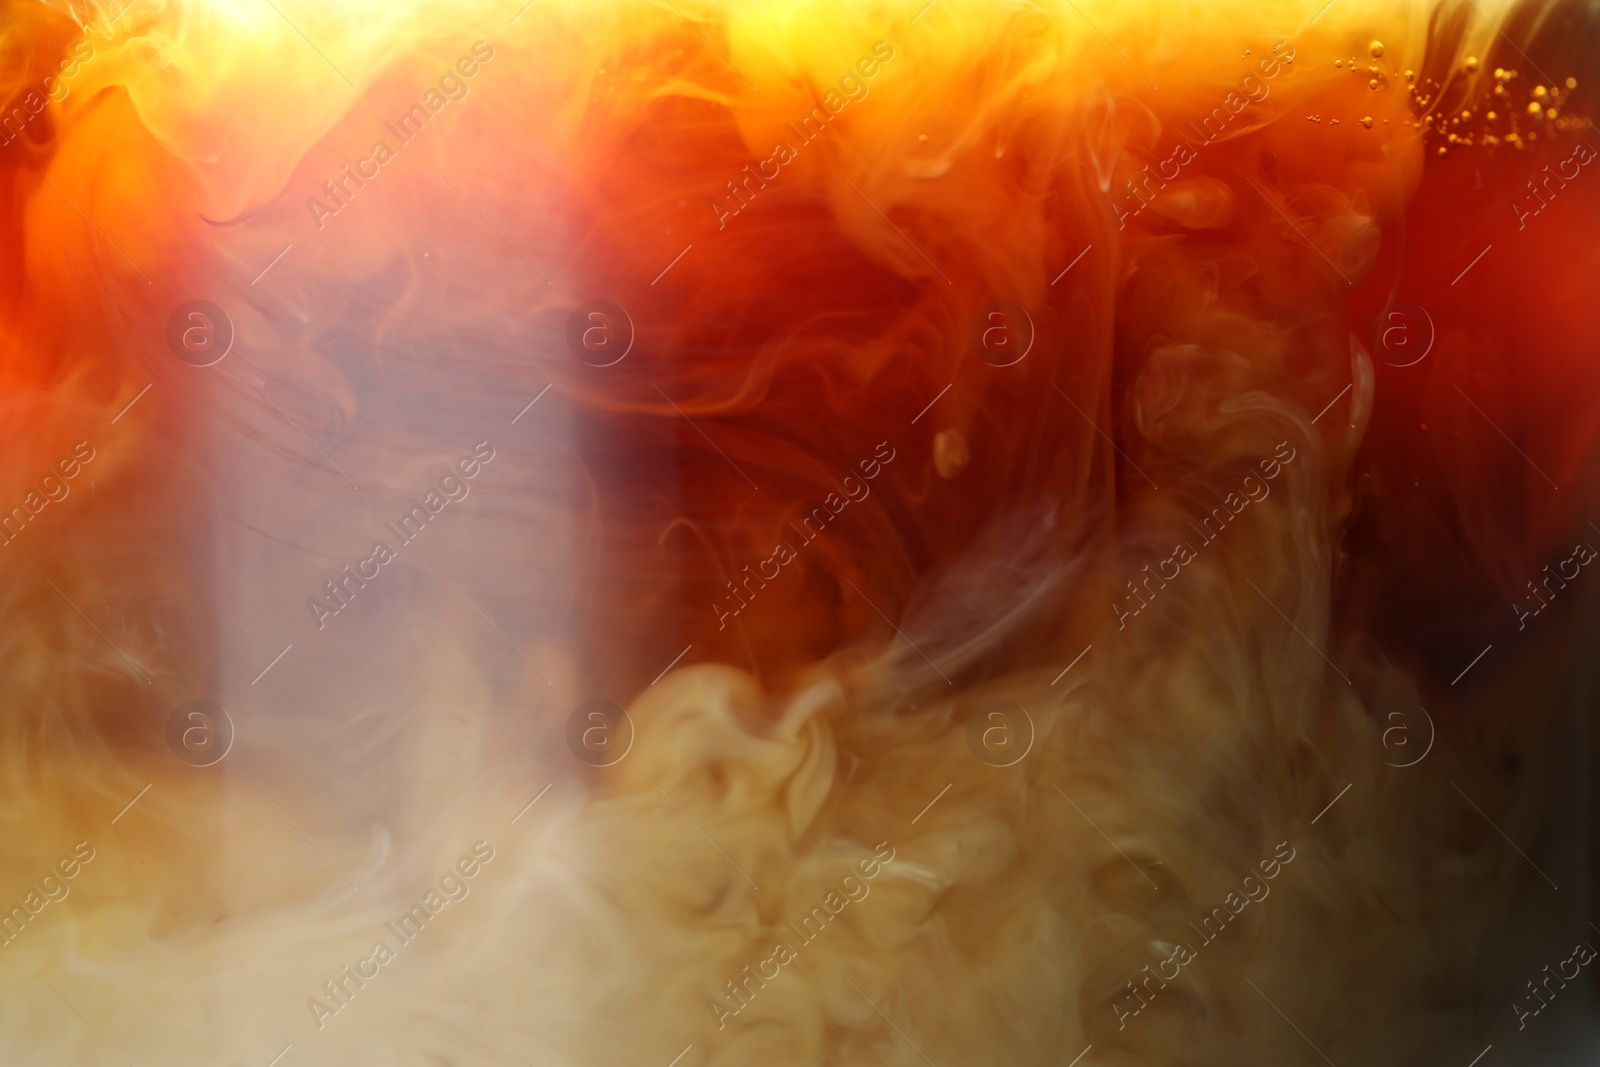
[{"xmin": 0, "ymin": 0, "xmax": 1597, "ymax": 1065}]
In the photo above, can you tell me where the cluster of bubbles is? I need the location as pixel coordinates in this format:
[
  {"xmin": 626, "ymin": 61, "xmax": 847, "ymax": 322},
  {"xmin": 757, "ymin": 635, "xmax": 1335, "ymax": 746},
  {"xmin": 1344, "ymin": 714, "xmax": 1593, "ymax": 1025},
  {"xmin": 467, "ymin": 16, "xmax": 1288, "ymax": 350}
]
[{"xmin": 1317, "ymin": 39, "xmax": 1581, "ymax": 154}]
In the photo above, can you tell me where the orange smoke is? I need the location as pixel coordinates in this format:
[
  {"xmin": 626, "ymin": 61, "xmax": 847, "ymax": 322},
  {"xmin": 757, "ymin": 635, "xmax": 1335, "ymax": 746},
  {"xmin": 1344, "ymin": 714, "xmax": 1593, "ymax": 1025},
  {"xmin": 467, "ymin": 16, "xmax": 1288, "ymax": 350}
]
[{"xmin": 0, "ymin": 1, "xmax": 1598, "ymax": 1065}]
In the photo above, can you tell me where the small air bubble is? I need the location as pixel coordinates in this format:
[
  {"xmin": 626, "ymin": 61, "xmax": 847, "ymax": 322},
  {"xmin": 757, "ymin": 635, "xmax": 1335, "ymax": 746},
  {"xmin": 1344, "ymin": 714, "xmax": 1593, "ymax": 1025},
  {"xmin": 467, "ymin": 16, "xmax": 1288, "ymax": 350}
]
[
  {"xmin": 1528, "ymin": 101, "xmax": 1543, "ymax": 115},
  {"xmin": 1566, "ymin": 77, "xmax": 1578, "ymax": 89},
  {"xmin": 917, "ymin": 133, "xmax": 929, "ymax": 144},
  {"xmin": 1361, "ymin": 116, "xmax": 1374, "ymax": 128},
  {"xmin": 1465, "ymin": 56, "xmax": 1480, "ymax": 73},
  {"xmin": 1370, "ymin": 41, "xmax": 1385, "ymax": 58},
  {"xmin": 1405, "ymin": 70, "xmax": 1415, "ymax": 81},
  {"xmin": 1335, "ymin": 59, "xmax": 1343, "ymax": 68},
  {"xmin": 1370, "ymin": 78, "xmax": 1379, "ymax": 90},
  {"xmin": 1534, "ymin": 85, "xmax": 1548, "ymax": 98}
]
